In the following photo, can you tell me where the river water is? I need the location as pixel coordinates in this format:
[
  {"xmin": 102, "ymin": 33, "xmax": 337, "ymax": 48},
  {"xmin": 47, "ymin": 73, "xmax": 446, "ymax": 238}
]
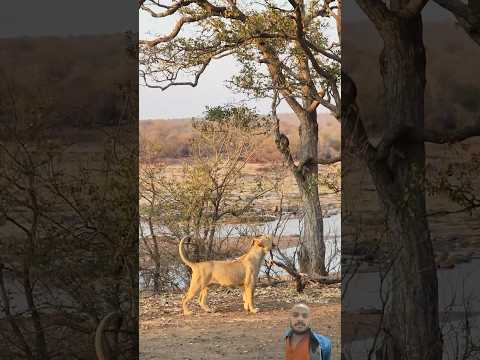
[
  {"xmin": 0, "ymin": 270, "xmax": 75, "ymax": 317},
  {"xmin": 139, "ymin": 213, "xmax": 341, "ymax": 287},
  {"xmin": 343, "ymin": 259, "xmax": 480, "ymax": 358},
  {"xmin": 140, "ymin": 213, "xmax": 340, "ymax": 238}
]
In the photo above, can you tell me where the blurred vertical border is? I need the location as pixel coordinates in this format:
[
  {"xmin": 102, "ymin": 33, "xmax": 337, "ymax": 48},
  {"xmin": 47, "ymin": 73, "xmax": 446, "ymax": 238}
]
[
  {"xmin": 0, "ymin": 1, "xmax": 139, "ymax": 359},
  {"xmin": 342, "ymin": 1, "xmax": 480, "ymax": 359}
]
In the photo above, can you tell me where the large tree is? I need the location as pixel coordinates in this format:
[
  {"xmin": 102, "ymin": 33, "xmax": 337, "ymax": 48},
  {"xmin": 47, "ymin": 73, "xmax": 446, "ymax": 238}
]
[
  {"xmin": 139, "ymin": 0, "xmax": 341, "ymax": 275},
  {"xmin": 343, "ymin": 0, "xmax": 480, "ymax": 359}
]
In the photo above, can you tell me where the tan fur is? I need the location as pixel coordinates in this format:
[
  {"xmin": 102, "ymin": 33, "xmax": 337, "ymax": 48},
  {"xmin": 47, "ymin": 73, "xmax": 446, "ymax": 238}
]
[{"xmin": 179, "ymin": 235, "xmax": 273, "ymax": 315}]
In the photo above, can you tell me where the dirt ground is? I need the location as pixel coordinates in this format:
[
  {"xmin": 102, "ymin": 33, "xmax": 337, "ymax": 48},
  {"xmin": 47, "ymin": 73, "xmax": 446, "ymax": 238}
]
[{"xmin": 140, "ymin": 282, "xmax": 340, "ymax": 360}]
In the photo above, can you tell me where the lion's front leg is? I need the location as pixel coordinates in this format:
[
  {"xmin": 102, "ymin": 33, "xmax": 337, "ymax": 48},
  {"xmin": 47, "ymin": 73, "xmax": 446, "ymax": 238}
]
[
  {"xmin": 242, "ymin": 288, "xmax": 249, "ymax": 311},
  {"xmin": 244, "ymin": 273, "xmax": 258, "ymax": 313}
]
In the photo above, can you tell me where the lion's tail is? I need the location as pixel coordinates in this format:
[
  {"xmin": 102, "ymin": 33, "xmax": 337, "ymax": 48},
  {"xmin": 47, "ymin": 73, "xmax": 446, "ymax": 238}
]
[
  {"xmin": 95, "ymin": 311, "xmax": 119, "ymax": 360},
  {"xmin": 179, "ymin": 236, "xmax": 195, "ymax": 268}
]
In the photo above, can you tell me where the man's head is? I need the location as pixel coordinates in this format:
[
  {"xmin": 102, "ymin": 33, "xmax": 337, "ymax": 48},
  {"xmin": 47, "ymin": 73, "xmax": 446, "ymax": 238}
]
[{"xmin": 289, "ymin": 303, "xmax": 311, "ymax": 334}]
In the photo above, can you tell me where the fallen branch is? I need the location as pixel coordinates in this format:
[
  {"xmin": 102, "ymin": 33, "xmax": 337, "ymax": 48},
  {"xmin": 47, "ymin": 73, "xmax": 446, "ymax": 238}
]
[
  {"xmin": 267, "ymin": 259, "xmax": 305, "ymax": 293},
  {"xmin": 256, "ymin": 280, "xmax": 288, "ymax": 288},
  {"xmin": 306, "ymin": 275, "xmax": 342, "ymax": 285}
]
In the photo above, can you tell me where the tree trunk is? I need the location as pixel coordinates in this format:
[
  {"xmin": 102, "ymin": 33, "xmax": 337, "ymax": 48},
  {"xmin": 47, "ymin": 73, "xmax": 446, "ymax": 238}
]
[
  {"xmin": 0, "ymin": 264, "xmax": 33, "ymax": 359},
  {"xmin": 23, "ymin": 266, "xmax": 49, "ymax": 360},
  {"xmin": 153, "ymin": 262, "xmax": 161, "ymax": 293},
  {"xmin": 296, "ymin": 110, "xmax": 327, "ymax": 276},
  {"xmin": 371, "ymin": 16, "xmax": 443, "ymax": 360}
]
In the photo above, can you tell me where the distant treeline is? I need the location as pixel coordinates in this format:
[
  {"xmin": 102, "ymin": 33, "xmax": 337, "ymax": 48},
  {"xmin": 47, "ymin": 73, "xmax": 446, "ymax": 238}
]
[
  {"xmin": 0, "ymin": 34, "xmax": 136, "ymax": 132},
  {"xmin": 344, "ymin": 22, "xmax": 480, "ymax": 136},
  {"xmin": 140, "ymin": 113, "xmax": 341, "ymax": 163}
]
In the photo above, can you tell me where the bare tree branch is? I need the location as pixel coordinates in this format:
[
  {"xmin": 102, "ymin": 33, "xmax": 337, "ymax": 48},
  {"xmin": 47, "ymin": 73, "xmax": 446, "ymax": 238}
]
[
  {"xmin": 288, "ymin": 0, "xmax": 340, "ymax": 115},
  {"xmin": 140, "ymin": 57, "xmax": 211, "ymax": 90},
  {"xmin": 423, "ymin": 122, "xmax": 480, "ymax": 144},
  {"xmin": 140, "ymin": 0, "xmax": 194, "ymax": 17},
  {"xmin": 305, "ymin": 38, "xmax": 341, "ymax": 63},
  {"xmin": 434, "ymin": 0, "xmax": 480, "ymax": 45},
  {"xmin": 318, "ymin": 156, "xmax": 341, "ymax": 165},
  {"xmin": 255, "ymin": 39, "xmax": 306, "ymax": 115},
  {"xmin": 375, "ymin": 121, "xmax": 480, "ymax": 160},
  {"xmin": 354, "ymin": 0, "xmax": 393, "ymax": 28},
  {"xmin": 434, "ymin": 0, "xmax": 470, "ymax": 19},
  {"xmin": 141, "ymin": 13, "xmax": 210, "ymax": 48}
]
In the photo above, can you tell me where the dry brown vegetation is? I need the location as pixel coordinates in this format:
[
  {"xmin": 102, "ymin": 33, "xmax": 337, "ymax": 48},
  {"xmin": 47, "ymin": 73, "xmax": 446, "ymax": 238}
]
[
  {"xmin": 140, "ymin": 113, "xmax": 340, "ymax": 163},
  {"xmin": 151, "ymin": 162, "xmax": 340, "ymax": 214}
]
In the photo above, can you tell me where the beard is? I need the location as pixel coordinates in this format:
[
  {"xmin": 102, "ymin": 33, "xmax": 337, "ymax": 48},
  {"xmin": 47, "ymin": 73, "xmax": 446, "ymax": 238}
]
[{"xmin": 290, "ymin": 322, "xmax": 310, "ymax": 335}]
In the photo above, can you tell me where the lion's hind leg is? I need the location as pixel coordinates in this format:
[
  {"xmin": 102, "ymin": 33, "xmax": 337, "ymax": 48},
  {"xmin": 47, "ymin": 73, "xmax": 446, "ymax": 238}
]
[
  {"xmin": 182, "ymin": 273, "xmax": 202, "ymax": 315},
  {"xmin": 198, "ymin": 287, "xmax": 213, "ymax": 312}
]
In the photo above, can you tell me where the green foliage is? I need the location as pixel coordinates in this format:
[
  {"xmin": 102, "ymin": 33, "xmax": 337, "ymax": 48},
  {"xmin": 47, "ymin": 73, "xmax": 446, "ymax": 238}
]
[
  {"xmin": 199, "ymin": 105, "xmax": 272, "ymax": 133},
  {"xmin": 140, "ymin": 1, "xmax": 340, "ymax": 111}
]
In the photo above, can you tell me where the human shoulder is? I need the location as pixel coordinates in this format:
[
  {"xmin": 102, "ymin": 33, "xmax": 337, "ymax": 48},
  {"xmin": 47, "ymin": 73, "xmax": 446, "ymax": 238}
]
[{"xmin": 311, "ymin": 331, "xmax": 331, "ymax": 351}]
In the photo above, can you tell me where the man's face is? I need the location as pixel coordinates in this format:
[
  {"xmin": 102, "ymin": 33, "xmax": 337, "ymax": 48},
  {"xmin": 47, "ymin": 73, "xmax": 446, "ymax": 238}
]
[{"xmin": 290, "ymin": 306, "xmax": 310, "ymax": 334}]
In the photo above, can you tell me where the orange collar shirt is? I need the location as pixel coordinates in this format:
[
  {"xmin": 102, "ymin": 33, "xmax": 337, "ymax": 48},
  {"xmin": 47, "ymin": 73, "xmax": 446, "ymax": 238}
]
[{"xmin": 285, "ymin": 335, "xmax": 311, "ymax": 360}]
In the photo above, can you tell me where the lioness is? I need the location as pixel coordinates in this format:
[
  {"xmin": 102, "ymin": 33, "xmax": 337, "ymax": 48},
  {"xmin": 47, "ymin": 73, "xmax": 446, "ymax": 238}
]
[{"xmin": 179, "ymin": 235, "xmax": 273, "ymax": 315}]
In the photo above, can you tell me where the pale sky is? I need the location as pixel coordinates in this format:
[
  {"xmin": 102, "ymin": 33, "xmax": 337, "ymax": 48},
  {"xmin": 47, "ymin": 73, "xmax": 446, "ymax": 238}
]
[
  {"xmin": 139, "ymin": 1, "xmax": 450, "ymax": 120},
  {"xmin": 139, "ymin": 52, "xmax": 294, "ymax": 119},
  {"xmin": 1, "ymin": 1, "xmax": 450, "ymax": 121},
  {"xmin": 139, "ymin": 8, "xmax": 337, "ymax": 120}
]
